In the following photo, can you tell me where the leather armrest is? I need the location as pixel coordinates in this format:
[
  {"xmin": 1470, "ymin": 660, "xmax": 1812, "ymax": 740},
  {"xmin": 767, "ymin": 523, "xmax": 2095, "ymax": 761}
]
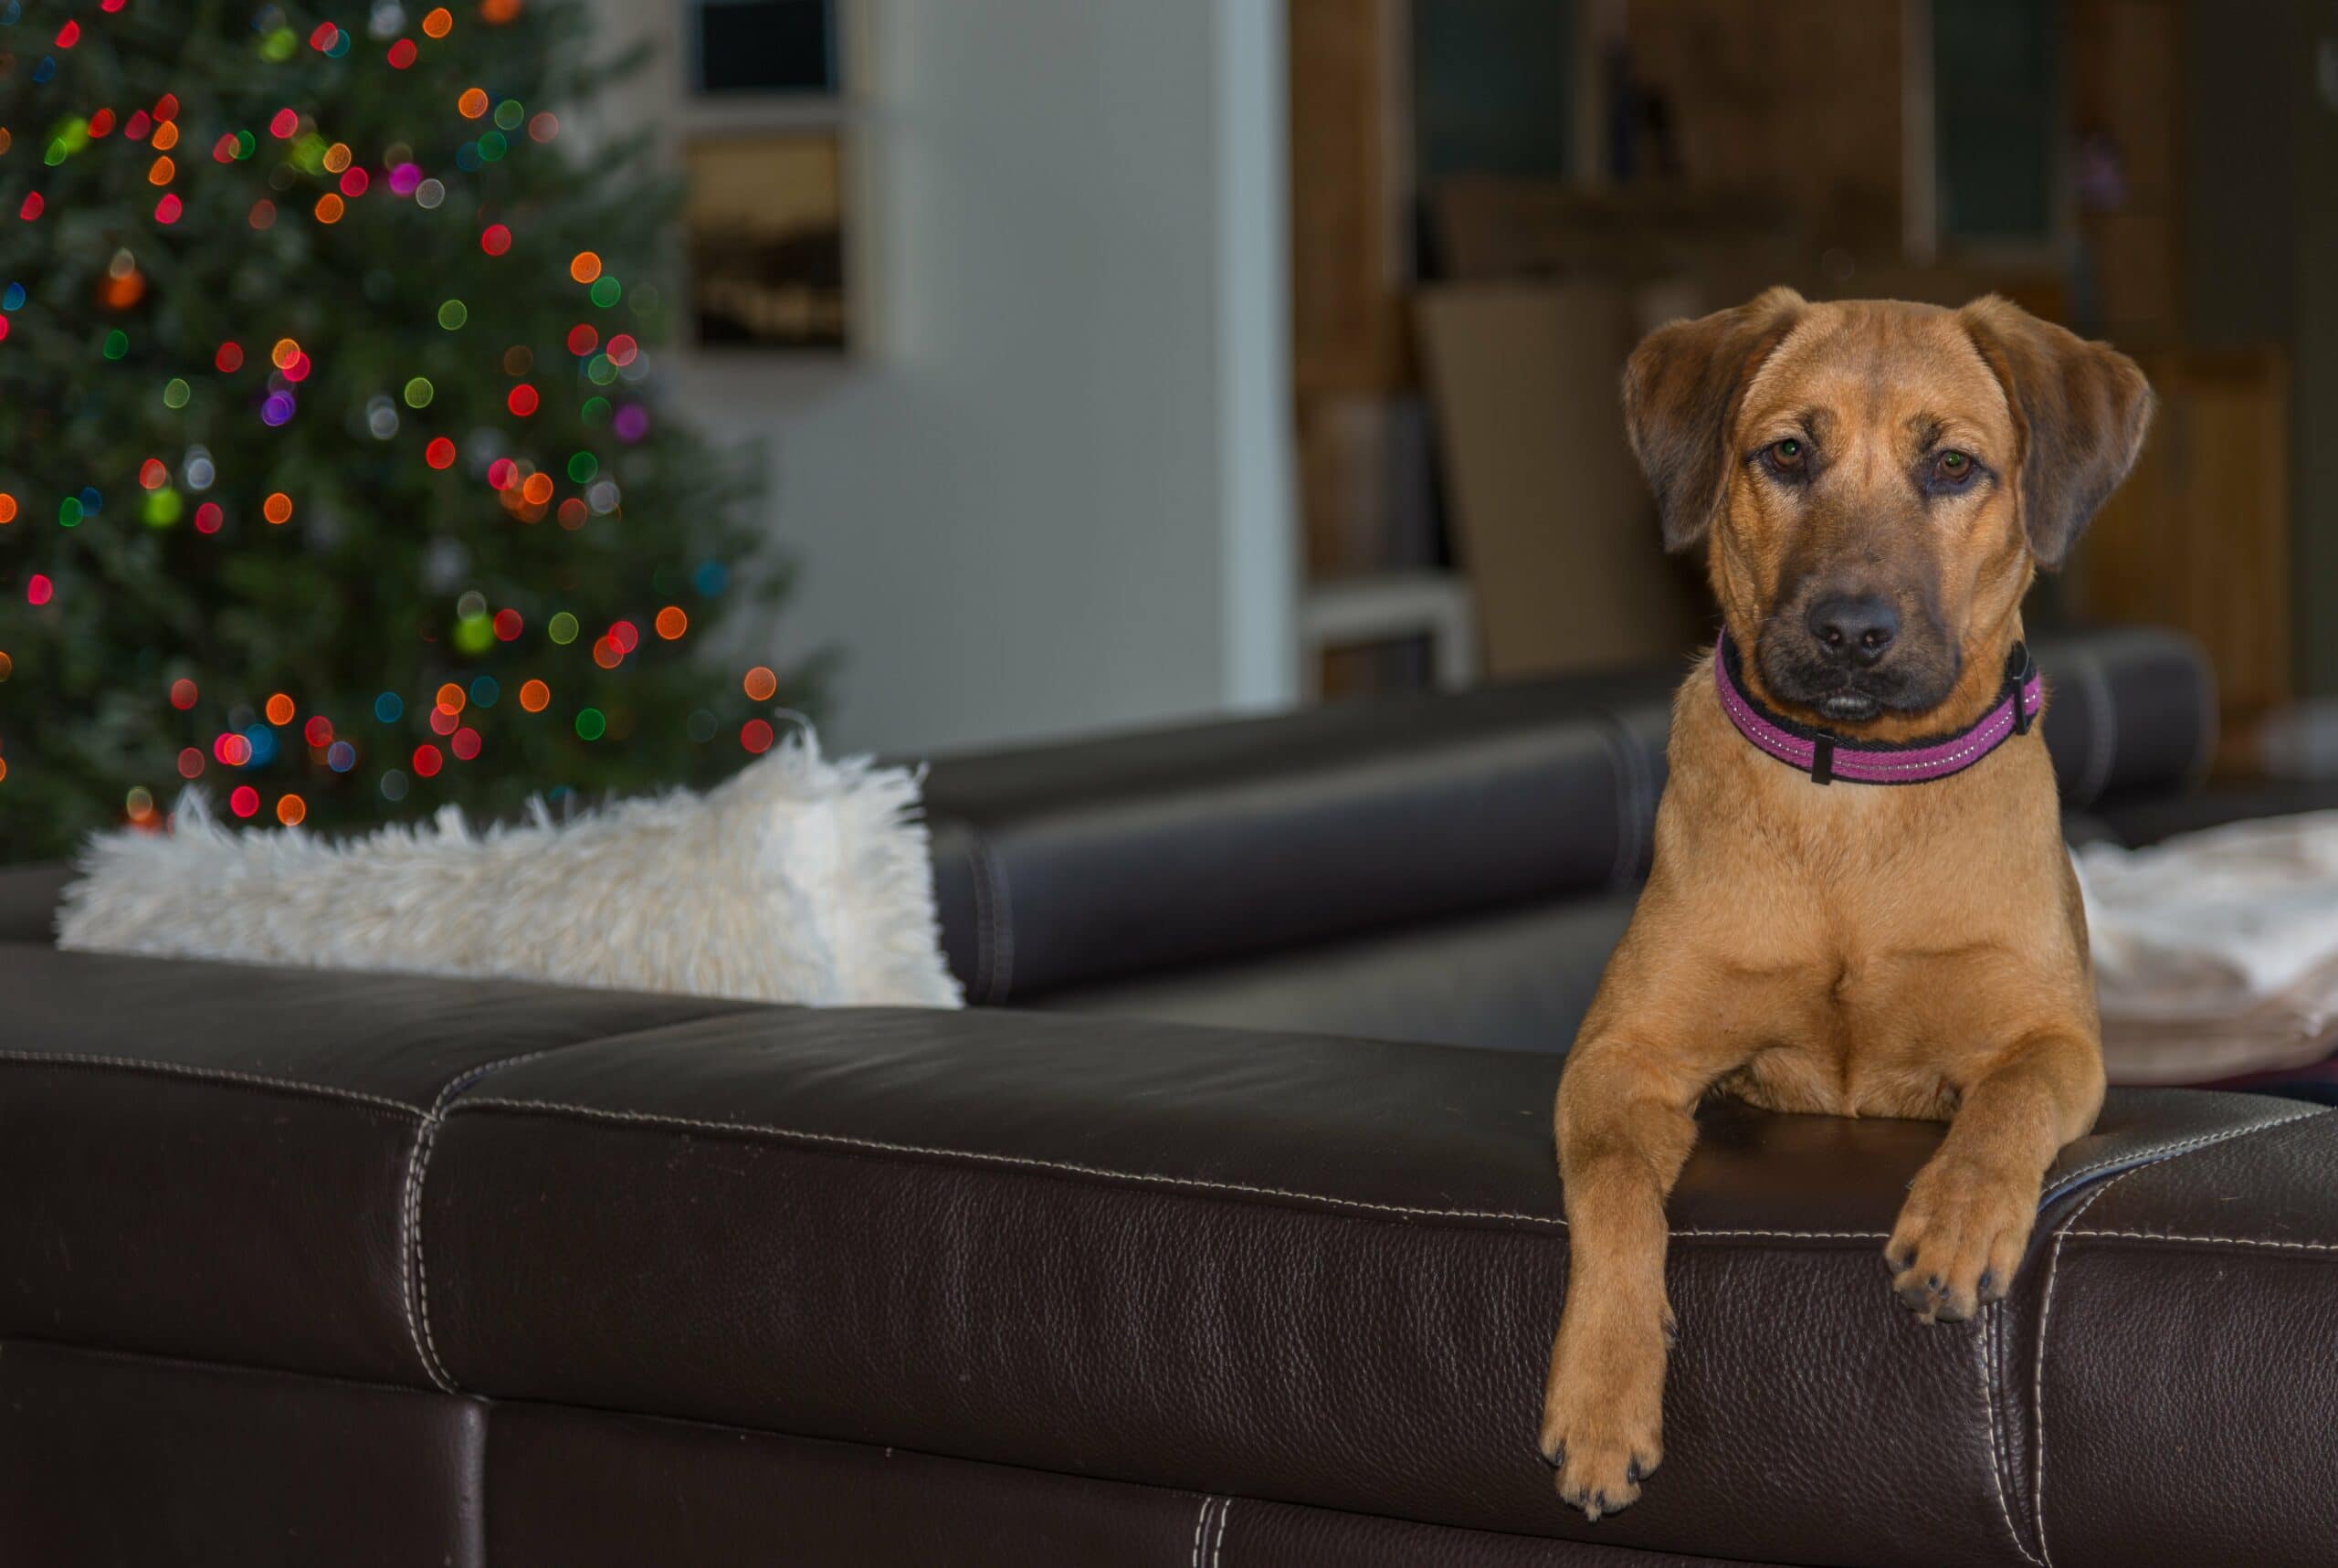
[
  {"xmin": 919, "ymin": 670, "xmax": 1678, "ymax": 1005},
  {"xmin": 916, "ymin": 626, "xmax": 2215, "ymax": 1005},
  {"xmin": 412, "ymin": 1002, "xmax": 2321, "ymax": 1566}
]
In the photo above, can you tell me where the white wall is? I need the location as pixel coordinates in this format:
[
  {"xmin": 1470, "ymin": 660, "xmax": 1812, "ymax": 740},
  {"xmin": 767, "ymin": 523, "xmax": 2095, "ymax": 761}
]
[{"xmin": 595, "ymin": 0, "xmax": 1297, "ymax": 756}]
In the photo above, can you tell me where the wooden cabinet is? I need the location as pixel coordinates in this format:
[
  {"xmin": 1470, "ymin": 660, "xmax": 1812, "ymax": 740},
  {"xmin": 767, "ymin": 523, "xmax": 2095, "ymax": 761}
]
[{"xmin": 2072, "ymin": 350, "xmax": 2291, "ymax": 746}]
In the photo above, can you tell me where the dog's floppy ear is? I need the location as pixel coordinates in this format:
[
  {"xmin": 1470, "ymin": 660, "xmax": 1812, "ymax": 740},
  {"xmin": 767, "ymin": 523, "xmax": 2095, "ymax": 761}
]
[
  {"xmin": 1621, "ymin": 286, "xmax": 1806, "ymax": 553},
  {"xmin": 1959, "ymin": 295, "xmax": 2154, "ymax": 571}
]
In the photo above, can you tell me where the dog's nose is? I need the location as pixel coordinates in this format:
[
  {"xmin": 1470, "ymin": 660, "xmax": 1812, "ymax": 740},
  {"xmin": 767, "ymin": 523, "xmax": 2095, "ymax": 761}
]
[{"xmin": 1806, "ymin": 595, "xmax": 1899, "ymax": 667}]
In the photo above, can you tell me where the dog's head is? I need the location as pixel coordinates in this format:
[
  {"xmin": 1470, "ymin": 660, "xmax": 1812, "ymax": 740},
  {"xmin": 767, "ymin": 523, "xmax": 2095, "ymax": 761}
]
[{"xmin": 1623, "ymin": 289, "xmax": 2152, "ymax": 728}]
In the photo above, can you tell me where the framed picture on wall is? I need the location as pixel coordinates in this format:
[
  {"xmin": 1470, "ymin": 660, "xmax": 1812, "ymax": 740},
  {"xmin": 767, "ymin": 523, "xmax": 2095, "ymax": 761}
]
[
  {"xmin": 682, "ymin": 132, "xmax": 849, "ymax": 351},
  {"xmin": 686, "ymin": 0, "xmax": 840, "ymax": 96}
]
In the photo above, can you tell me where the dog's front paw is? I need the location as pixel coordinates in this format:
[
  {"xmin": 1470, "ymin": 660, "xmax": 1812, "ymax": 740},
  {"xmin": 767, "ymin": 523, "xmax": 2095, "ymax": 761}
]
[
  {"xmin": 1539, "ymin": 1320, "xmax": 1667, "ymax": 1521},
  {"xmin": 1885, "ymin": 1157, "xmax": 2038, "ymax": 1322}
]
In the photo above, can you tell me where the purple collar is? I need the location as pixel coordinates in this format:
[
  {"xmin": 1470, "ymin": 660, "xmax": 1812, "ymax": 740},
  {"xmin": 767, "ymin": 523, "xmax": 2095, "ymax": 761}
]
[{"xmin": 1713, "ymin": 630, "xmax": 2043, "ymax": 786}]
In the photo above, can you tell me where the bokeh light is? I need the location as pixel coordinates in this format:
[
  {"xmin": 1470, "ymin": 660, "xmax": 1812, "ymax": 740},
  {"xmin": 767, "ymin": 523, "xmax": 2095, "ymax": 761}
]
[
  {"xmin": 230, "ymin": 785, "xmax": 260, "ymax": 818},
  {"xmin": 277, "ymin": 794, "xmax": 307, "ymax": 826},
  {"xmin": 264, "ymin": 692, "xmax": 296, "ymax": 725},
  {"xmin": 742, "ymin": 666, "xmax": 778, "ymax": 701},
  {"xmin": 569, "ymin": 250, "xmax": 602, "ymax": 283},
  {"xmin": 263, "ymin": 491, "xmax": 293, "ymax": 524},
  {"xmin": 519, "ymin": 679, "xmax": 550, "ymax": 711},
  {"xmin": 656, "ymin": 606, "xmax": 688, "ymax": 639},
  {"xmin": 170, "ymin": 678, "xmax": 199, "ymax": 710}
]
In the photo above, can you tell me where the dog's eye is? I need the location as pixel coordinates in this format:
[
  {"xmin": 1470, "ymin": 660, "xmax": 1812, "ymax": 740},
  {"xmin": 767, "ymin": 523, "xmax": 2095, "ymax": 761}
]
[
  {"xmin": 1766, "ymin": 437, "xmax": 1806, "ymax": 472},
  {"xmin": 1931, "ymin": 450, "xmax": 1975, "ymax": 486}
]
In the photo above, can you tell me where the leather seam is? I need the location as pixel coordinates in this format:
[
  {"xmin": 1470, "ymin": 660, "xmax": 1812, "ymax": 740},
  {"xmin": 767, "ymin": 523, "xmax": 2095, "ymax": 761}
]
[
  {"xmin": 0, "ymin": 1048, "xmax": 425, "ymax": 1119},
  {"xmin": 1212, "ymin": 1497, "xmax": 1234, "ymax": 1566},
  {"xmin": 1976, "ymin": 1303, "xmax": 2042, "ymax": 1566},
  {"xmin": 2065, "ymin": 1229, "xmax": 2338, "ymax": 1255},
  {"xmin": 400, "ymin": 1037, "xmax": 691, "ymax": 1394},
  {"xmin": 2032, "ymin": 1169, "xmax": 2134, "ymax": 1568},
  {"xmin": 2048, "ymin": 1108, "xmax": 2328, "ymax": 1194},
  {"xmin": 962, "ymin": 827, "xmax": 1001, "ymax": 1005},
  {"xmin": 447, "ymin": 1096, "xmax": 1937, "ymax": 1242},
  {"xmin": 1189, "ymin": 1495, "xmax": 1217, "ymax": 1568},
  {"xmin": 454, "ymin": 1095, "xmax": 1577, "ymax": 1229}
]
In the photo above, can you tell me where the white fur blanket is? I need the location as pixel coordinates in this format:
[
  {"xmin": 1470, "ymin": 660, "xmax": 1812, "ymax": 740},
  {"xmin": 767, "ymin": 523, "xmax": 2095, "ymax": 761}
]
[{"xmin": 57, "ymin": 735, "xmax": 963, "ymax": 1010}]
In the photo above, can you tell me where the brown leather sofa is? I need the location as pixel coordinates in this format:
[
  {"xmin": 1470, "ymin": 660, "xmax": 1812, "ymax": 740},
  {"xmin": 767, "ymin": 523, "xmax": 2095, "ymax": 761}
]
[{"xmin": 5, "ymin": 626, "xmax": 2334, "ymax": 1566}]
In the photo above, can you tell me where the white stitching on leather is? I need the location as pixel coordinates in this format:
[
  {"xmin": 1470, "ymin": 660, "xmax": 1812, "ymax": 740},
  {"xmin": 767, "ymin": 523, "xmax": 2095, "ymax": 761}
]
[
  {"xmin": 2067, "ymin": 1229, "xmax": 2338, "ymax": 1254},
  {"xmin": 1211, "ymin": 1497, "xmax": 1233, "ymax": 1566},
  {"xmin": 402, "ymin": 1047, "xmax": 567, "ymax": 1393},
  {"xmin": 1976, "ymin": 1303, "xmax": 2043, "ymax": 1566},
  {"xmin": 2033, "ymin": 1169, "xmax": 2133, "ymax": 1568},
  {"xmin": 431, "ymin": 1100, "xmax": 2325, "ymax": 1251},
  {"xmin": 0, "ymin": 1048, "xmax": 424, "ymax": 1118},
  {"xmin": 449, "ymin": 1098, "xmax": 1940, "ymax": 1241},
  {"xmin": 1669, "ymin": 1226, "xmax": 1889, "ymax": 1240},
  {"xmin": 400, "ymin": 1115, "xmax": 451, "ymax": 1390},
  {"xmin": 1188, "ymin": 1496, "xmax": 1216, "ymax": 1568},
  {"xmin": 457, "ymin": 1095, "xmax": 1575, "ymax": 1229},
  {"xmin": 2050, "ymin": 1110, "xmax": 2327, "ymax": 1193}
]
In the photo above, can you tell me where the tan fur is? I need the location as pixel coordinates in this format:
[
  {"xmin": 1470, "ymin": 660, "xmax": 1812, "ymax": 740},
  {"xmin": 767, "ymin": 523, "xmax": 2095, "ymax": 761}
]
[{"xmin": 1540, "ymin": 291, "xmax": 2151, "ymax": 1521}]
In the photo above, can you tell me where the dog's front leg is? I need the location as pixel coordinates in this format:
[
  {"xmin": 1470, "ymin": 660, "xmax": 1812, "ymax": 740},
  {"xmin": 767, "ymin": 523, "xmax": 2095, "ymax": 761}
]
[
  {"xmin": 1887, "ymin": 1029, "xmax": 2104, "ymax": 1322},
  {"xmin": 1540, "ymin": 1035, "xmax": 1706, "ymax": 1521}
]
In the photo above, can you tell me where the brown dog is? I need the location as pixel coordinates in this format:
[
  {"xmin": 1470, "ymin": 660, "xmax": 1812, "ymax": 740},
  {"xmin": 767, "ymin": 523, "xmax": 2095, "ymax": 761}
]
[{"xmin": 1539, "ymin": 289, "xmax": 2152, "ymax": 1521}]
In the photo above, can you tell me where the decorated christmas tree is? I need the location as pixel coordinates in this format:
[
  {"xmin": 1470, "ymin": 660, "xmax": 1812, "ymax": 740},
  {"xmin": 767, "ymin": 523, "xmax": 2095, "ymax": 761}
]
[{"xmin": 0, "ymin": 0, "xmax": 811, "ymax": 861}]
